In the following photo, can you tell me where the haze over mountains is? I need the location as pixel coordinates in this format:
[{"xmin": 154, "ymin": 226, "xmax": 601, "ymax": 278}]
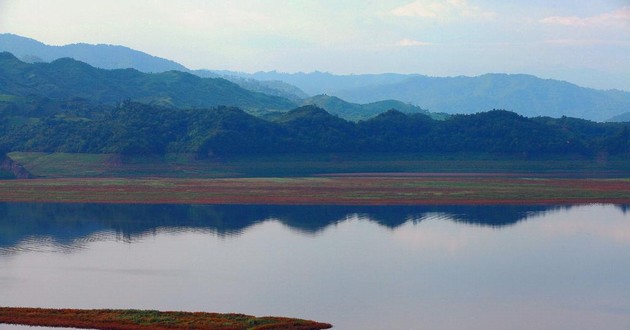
[
  {"xmin": 229, "ymin": 71, "xmax": 630, "ymax": 122},
  {"xmin": 1, "ymin": 33, "xmax": 629, "ymax": 122},
  {"xmin": 0, "ymin": 33, "xmax": 187, "ymax": 73}
]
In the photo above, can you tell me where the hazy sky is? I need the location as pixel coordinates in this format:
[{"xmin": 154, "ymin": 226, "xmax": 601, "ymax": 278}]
[{"xmin": 1, "ymin": 0, "xmax": 629, "ymax": 90}]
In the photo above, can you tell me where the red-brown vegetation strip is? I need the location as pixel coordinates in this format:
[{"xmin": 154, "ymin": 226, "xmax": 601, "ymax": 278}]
[
  {"xmin": 0, "ymin": 307, "xmax": 332, "ymax": 330},
  {"xmin": 0, "ymin": 176, "xmax": 629, "ymax": 205}
]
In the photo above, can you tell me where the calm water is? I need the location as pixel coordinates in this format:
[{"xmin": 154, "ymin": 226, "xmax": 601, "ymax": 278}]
[{"xmin": 0, "ymin": 203, "xmax": 629, "ymax": 330}]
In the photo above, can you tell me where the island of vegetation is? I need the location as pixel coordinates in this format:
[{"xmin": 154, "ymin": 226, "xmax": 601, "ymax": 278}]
[{"xmin": 0, "ymin": 307, "xmax": 332, "ymax": 330}]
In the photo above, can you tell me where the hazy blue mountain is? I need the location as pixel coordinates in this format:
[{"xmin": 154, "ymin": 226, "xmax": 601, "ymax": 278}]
[
  {"xmin": 0, "ymin": 33, "xmax": 187, "ymax": 72},
  {"xmin": 608, "ymin": 112, "xmax": 630, "ymax": 122},
  {"xmin": 301, "ymin": 94, "xmax": 441, "ymax": 121},
  {"xmin": 4, "ymin": 34, "xmax": 628, "ymax": 121},
  {"xmin": 219, "ymin": 70, "xmax": 415, "ymax": 96},
  {"xmin": 332, "ymin": 73, "xmax": 630, "ymax": 122},
  {"xmin": 227, "ymin": 71, "xmax": 630, "ymax": 122},
  {"xmin": 193, "ymin": 69, "xmax": 309, "ymax": 101},
  {"xmin": 0, "ymin": 52, "xmax": 295, "ymax": 111}
]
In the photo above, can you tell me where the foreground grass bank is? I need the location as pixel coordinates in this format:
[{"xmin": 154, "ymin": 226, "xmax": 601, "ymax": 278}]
[
  {"xmin": 0, "ymin": 307, "xmax": 332, "ymax": 330},
  {"xmin": 8, "ymin": 152, "xmax": 630, "ymax": 178},
  {"xmin": 0, "ymin": 176, "xmax": 628, "ymax": 205}
]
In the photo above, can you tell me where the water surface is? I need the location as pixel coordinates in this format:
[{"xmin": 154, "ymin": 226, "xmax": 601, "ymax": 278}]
[{"xmin": 0, "ymin": 203, "xmax": 629, "ymax": 330}]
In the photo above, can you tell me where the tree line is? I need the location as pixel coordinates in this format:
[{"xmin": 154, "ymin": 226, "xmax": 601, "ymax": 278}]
[{"xmin": 0, "ymin": 101, "xmax": 628, "ymax": 157}]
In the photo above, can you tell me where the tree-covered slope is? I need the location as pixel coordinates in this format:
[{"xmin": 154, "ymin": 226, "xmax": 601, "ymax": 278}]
[
  {"xmin": 0, "ymin": 52, "xmax": 296, "ymax": 111},
  {"xmin": 301, "ymin": 95, "xmax": 436, "ymax": 121},
  {"xmin": 0, "ymin": 34, "xmax": 309, "ymax": 102},
  {"xmin": 1, "ymin": 100, "xmax": 627, "ymax": 157}
]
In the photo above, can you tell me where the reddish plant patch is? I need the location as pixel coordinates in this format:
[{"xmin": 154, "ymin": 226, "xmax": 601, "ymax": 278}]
[
  {"xmin": 0, "ymin": 307, "xmax": 332, "ymax": 330},
  {"xmin": 0, "ymin": 176, "xmax": 628, "ymax": 205}
]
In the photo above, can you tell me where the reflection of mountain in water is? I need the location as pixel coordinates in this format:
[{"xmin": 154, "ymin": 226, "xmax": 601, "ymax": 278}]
[{"xmin": 0, "ymin": 203, "xmax": 602, "ymax": 252}]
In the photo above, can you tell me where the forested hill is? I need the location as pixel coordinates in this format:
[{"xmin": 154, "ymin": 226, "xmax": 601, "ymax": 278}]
[
  {"xmin": 0, "ymin": 34, "xmax": 309, "ymax": 102},
  {"xmin": 0, "ymin": 52, "xmax": 295, "ymax": 111},
  {"xmin": 300, "ymin": 95, "xmax": 443, "ymax": 121},
  {"xmin": 0, "ymin": 101, "xmax": 628, "ymax": 157}
]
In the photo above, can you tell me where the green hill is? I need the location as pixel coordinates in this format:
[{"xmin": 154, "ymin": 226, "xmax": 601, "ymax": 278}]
[
  {"xmin": 0, "ymin": 52, "xmax": 296, "ymax": 112},
  {"xmin": 0, "ymin": 34, "xmax": 309, "ymax": 102},
  {"xmin": 1, "ymin": 100, "xmax": 628, "ymax": 158},
  {"xmin": 301, "ymin": 95, "xmax": 439, "ymax": 121}
]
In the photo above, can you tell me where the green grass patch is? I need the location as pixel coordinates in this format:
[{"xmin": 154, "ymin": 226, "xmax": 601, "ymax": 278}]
[{"xmin": 6, "ymin": 152, "xmax": 630, "ymax": 179}]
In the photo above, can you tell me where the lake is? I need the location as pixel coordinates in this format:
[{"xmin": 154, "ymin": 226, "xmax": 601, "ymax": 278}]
[{"xmin": 0, "ymin": 203, "xmax": 629, "ymax": 330}]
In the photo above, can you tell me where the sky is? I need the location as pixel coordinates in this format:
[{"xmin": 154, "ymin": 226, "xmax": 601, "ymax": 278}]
[{"xmin": 1, "ymin": 0, "xmax": 629, "ymax": 90}]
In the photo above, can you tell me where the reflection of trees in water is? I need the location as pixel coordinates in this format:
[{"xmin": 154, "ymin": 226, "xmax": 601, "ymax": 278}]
[
  {"xmin": 0, "ymin": 203, "xmax": 613, "ymax": 251},
  {"xmin": 617, "ymin": 204, "xmax": 630, "ymax": 214}
]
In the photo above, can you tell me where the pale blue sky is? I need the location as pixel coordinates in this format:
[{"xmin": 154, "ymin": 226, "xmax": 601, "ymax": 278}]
[{"xmin": 1, "ymin": 0, "xmax": 628, "ymax": 90}]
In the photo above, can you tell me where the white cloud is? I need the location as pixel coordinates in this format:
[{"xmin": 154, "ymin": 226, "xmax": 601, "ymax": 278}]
[
  {"xmin": 391, "ymin": 0, "xmax": 495, "ymax": 20},
  {"xmin": 540, "ymin": 6, "xmax": 630, "ymax": 27},
  {"xmin": 397, "ymin": 39, "xmax": 434, "ymax": 46}
]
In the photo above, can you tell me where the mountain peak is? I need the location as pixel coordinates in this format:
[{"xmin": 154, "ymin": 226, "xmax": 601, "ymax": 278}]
[{"xmin": 0, "ymin": 34, "xmax": 188, "ymax": 73}]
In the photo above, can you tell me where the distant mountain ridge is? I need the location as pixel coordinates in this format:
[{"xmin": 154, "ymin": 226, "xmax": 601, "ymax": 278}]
[
  {"xmin": 334, "ymin": 73, "xmax": 630, "ymax": 122},
  {"xmin": 608, "ymin": 112, "xmax": 630, "ymax": 122},
  {"xmin": 0, "ymin": 52, "xmax": 295, "ymax": 111},
  {"xmin": 3, "ymin": 33, "xmax": 629, "ymax": 121},
  {"xmin": 0, "ymin": 51, "xmax": 449, "ymax": 121},
  {"xmin": 221, "ymin": 70, "xmax": 416, "ymax": 96},
  {"xmin": 0, "ymin": 33, "xmax": 187, "ymax": 72},
  {"xmin": 227, "ymin": 71, "xmax": 630, "ymax": 122}
]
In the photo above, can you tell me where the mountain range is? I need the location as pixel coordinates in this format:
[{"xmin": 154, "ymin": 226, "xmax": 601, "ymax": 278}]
[
  {"xmin": 228, "ymin": 71, "xmax": 630, "ymax": 121},
  {"xmin": 0, "ymin": 33, "xmax": 308, "ymax": 102},
  {"xmin": 0, "ymin": 51, "xmax": 436, "ymax": 121},
  {"xmin": 1, "ymin": 33, "xmax": 630, "ymax": 122},
  {"xmin": 0, "ymin": 52, "xmax": 294, "ymax": 112},
  {"xmin": 0, "ymin": 48, "xmax": 627, "ymax": 159}
]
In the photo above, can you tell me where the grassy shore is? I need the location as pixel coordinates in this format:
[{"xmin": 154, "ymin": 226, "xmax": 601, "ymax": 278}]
[
  {"xmin": 0, "ymin": 307, "xmax": 332, "ymax": 330},
  {"xmin": 0, "ymin": 176, "xmax": 628, "ymax": 205},
  {"xmin": 8, "ymin": 152, "xmax": 630, "ymax": 178}
]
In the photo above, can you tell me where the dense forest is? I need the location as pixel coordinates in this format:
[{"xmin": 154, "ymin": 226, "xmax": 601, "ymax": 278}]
[{"xmin": 0, "ymin": 101, "xmax": 628, "ymax": 157}]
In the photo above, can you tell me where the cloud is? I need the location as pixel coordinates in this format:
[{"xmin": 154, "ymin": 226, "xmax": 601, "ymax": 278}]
[
  {"xmin": 540, "ymin": 6, "xmax": 630, "ymax": 27},
  {"xmin": 391, "ymin": 0, "xmax": 495, "ymax": 20},
  {"xmin": 397, "ymin": 39, "xmax": 434, "ymax": 46}
]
